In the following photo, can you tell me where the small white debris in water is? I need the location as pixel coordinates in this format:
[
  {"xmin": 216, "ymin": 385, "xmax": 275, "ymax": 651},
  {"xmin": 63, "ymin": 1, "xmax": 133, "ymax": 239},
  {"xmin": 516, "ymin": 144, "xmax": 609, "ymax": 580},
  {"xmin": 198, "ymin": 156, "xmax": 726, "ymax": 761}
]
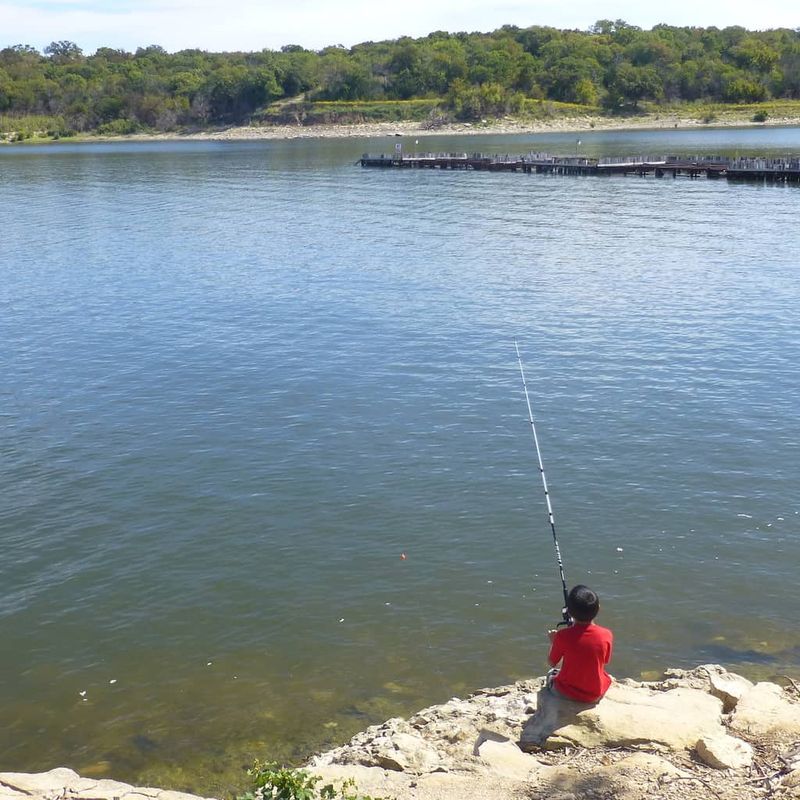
[
  {"xmin": 616, "ymin": 547, "xmax": 624, "ymax": 552},
  {"xmin": 767, "ymin": 523, "xmax": 772, "ymax": 527},
  {"xmin": 487, "ymin": 580, "xmax": 493, "ymax": 584},
  {"xmin": 778, "ymin": 517, "xmax": 784, "ymax": 521},
  {"xmin": 82, "ymin": 697, "xmax": 87, "ymax": 702},
  {"xmin": 614, "ymin": 570, "xmax": 619, "ymax": 574},
  {"xmin": 384, "ymin": 602, "xmax": 391, "ymax": 606},
  {"xmin": 207, "ymin": 662, "xmax": 212, "ymax": 666},
  {"xmin": 233, "ymin": 676, "xmax": 238, "ymax": 679},
  {"xmin": 339, "ymin": 618, "xmax": 344, "ymax": 623},
  {"xmin": 109, "ymin": 679, "xmax": 117, "ymax": 685},
  {"xmin": 737, "ymin": 514, "xmax": 753, "ymax": 518},
  {"xmin": 79, "ymin": 690, "xmax": 87, "ymax": 697},
  {"xmin": 474, "ymin": 603, "xmax": 480, "ymax": 607}
]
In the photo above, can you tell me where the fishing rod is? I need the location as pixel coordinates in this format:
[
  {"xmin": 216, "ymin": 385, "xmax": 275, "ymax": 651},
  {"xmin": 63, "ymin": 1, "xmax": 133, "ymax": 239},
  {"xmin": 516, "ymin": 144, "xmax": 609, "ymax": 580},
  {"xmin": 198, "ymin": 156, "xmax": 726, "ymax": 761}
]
[{"xmin": 514, "ymin": 340, "xmax": 571, "ymax": 626}]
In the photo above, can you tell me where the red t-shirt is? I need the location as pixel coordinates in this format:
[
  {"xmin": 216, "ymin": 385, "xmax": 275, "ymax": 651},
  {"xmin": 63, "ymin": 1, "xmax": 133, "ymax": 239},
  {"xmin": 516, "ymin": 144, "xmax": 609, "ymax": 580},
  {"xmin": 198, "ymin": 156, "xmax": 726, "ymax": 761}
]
[{"xmin": 548, "ymin": 622, "xmax": 613, "ymax": 702}]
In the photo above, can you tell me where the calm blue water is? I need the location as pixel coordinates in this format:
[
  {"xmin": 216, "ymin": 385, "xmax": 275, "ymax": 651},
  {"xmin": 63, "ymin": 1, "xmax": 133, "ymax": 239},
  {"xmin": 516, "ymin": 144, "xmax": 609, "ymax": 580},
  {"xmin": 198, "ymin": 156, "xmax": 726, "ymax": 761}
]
[{"xmin": 2, "ymin": 126, "xmax": 800, "ymax": 792}]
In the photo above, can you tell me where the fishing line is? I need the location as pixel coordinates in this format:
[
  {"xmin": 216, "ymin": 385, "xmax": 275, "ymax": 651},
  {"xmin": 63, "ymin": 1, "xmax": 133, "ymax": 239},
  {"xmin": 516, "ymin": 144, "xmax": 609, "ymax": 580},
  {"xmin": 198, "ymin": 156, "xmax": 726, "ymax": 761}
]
[{"xmin": 514, "ymin": 340, "xmax": 571, "ymax": 626}]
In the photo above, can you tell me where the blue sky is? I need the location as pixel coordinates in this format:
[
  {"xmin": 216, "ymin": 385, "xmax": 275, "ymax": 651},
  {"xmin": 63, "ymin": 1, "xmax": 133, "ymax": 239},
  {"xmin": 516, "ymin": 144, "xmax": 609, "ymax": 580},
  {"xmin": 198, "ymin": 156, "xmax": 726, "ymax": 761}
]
[{"xmin": 2, "ymin": 0, "xmax": 798, "ymax": 53}]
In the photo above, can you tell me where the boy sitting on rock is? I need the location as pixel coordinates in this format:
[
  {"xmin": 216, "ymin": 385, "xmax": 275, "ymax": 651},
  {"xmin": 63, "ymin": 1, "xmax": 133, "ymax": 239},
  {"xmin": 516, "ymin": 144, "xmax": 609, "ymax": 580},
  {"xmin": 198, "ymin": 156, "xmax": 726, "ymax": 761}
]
[{"xmin": 547, "ymin": 584, "xmax": 613, "ymax": 703}]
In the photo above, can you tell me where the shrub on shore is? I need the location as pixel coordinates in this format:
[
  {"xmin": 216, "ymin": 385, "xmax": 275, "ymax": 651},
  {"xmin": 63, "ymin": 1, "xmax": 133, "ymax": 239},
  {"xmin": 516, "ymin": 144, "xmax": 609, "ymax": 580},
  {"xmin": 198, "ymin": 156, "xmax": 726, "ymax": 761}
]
[{"xmin": 242, "ymin": 761, "xmax": 384, "ymax": 800}]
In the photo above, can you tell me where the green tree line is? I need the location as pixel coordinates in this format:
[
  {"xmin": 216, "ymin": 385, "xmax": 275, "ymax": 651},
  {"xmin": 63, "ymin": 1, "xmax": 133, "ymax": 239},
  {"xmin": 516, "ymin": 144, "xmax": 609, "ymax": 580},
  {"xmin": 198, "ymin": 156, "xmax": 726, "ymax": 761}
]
[{"xmin": 2, "ymin": 21, "xmax": 800, "ymax": 134}]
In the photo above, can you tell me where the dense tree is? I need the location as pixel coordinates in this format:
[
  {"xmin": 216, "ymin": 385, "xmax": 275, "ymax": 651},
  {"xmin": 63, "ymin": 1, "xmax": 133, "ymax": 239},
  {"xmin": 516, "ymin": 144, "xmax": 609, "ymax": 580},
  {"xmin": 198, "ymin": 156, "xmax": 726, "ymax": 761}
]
[
  {"xmin": 732, "ymin": 37, "xmax": 779, "ymax": 72},
  {"xmin": 44, "ymin": 40, "xmax": 83, "ymax": 63},
  {"xmin": 318, "ymin": 49, "xmax": 376, "ymax": 100},
  {"xmin": 606, "ymin": 63, "xmax": 664, "ymax": 108},
  {"xmin": 0, "ymin": 67, "xmax": 12, "ymax": 110},
  {"xmin": 779, "ymin": 43, "xmax": 800, "ymax": 96}
]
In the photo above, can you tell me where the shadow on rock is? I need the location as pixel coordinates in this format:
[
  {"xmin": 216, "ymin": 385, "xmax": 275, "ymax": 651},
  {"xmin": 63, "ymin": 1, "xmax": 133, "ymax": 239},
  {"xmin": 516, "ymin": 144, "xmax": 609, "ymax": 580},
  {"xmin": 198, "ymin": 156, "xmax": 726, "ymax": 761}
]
[{"xmin": 518, "ymin": 687, "xmax": 598, "ymax": 752}]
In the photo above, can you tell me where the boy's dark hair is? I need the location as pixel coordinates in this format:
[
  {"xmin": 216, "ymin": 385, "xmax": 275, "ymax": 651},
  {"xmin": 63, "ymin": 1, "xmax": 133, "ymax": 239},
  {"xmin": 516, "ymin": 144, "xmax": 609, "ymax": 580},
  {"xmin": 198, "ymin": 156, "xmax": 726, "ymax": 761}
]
[{"xmin": 567, "ymin": 585, "xmax": 600, "ymax": 622}]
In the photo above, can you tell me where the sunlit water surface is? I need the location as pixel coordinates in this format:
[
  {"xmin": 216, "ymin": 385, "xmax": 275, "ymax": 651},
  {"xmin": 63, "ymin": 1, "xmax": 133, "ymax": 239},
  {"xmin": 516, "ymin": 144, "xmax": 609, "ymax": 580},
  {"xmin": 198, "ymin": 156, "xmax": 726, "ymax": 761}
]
[{"xmin": 2, "ymin": 126, "xmax": 799, "ymax": 793}]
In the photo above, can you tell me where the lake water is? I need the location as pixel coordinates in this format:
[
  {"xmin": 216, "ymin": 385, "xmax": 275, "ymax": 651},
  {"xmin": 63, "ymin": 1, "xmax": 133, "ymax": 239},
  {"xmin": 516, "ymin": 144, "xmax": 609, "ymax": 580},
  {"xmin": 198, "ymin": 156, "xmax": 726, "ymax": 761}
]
[{"xmin": 2, "ymin": 126, "xmax": 800, "ymax": 794}]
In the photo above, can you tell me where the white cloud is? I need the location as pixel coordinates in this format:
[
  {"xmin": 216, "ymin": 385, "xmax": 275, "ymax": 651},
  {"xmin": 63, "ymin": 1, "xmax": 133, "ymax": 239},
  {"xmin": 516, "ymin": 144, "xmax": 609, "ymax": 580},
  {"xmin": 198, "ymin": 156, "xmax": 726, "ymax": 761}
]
[{"xmin": 1, "ymin": 0, "xmax": 797, "ymax": 53}]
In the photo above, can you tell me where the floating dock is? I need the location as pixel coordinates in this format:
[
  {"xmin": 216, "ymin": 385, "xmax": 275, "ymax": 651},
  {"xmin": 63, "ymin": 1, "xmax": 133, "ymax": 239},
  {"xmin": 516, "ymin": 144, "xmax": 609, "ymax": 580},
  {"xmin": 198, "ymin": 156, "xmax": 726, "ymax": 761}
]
[{"xmin": 359, "ymin": 152, "xmax": 800, "ymax": 183}]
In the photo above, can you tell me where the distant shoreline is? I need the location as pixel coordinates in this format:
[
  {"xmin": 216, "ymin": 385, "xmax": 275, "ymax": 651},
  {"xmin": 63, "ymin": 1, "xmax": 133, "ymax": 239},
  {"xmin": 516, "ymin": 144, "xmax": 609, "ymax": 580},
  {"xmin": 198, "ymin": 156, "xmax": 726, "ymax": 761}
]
[
  {"xmin": 4, "ymin": 112, "xmax": 800, "ymax": 146},
  {"xmin": 81, "ymin": 113, "xmax": 800, "ymax": 143},
  {"xmin": 162, "ymin": 114, "xmax": 800, "ymax": 142}
]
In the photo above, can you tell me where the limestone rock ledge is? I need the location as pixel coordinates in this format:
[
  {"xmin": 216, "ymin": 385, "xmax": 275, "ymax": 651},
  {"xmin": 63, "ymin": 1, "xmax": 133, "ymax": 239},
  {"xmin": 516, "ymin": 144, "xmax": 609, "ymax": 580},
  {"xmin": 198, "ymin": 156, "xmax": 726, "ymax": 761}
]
[
  {"xmin": 5, "ymin": 665, "xmax": 800, "ymax": 800},
  {"xmin": 308, "ymin": 664, "xmax": 800, "ymax": 800},
  {"xmin": 0, "ymin": 768, "xmax": 215, "ymax": 800}
]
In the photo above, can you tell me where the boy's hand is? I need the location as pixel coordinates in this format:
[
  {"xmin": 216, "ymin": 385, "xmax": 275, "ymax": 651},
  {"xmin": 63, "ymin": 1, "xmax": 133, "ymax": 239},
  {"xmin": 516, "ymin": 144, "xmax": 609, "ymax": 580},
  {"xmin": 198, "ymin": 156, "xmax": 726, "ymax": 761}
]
[{"xmin": 547, "ymin": 629, "xmax": 558, "ymax": 643}]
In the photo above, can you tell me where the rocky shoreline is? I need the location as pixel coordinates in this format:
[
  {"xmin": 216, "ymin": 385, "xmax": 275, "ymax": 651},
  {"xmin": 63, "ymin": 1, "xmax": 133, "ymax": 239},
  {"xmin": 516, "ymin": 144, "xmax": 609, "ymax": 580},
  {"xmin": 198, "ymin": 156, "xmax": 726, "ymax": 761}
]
[
  {"xmin": 4, "ymin": 112, "xmax": 799, "ymax": 146},
  {"xmin": 3, "ymin": 665, "xmax": 800, "ymax": 800},
  {"xmin": 176, "ymin": 114, "xmax": 800, "ymax": 142}
]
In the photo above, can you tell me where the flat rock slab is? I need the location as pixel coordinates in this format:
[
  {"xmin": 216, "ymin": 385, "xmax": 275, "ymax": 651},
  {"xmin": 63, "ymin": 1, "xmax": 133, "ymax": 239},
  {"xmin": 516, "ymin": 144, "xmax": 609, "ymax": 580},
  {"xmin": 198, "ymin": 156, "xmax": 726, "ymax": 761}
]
[
  {"xmin": 521, "ymin": 682, "xmax": 724, "ymax": 751},
  {"xmin": 696, "ymin": 734, "xmax": 754, "ymax": 769},
  {"xmin": 730, "ymin": 682, "xmax": 800, "ymax": 739},
  {"xmin": 707, "ymin": 668, "xmax": 754, "ymax": 713},
  {"xmin": 0, "ymin": 769, "xmax": 214, "ymax": 800},
  {"xmin": 477, "ymin": 738, "xmax": 541, "ymax": 779}
]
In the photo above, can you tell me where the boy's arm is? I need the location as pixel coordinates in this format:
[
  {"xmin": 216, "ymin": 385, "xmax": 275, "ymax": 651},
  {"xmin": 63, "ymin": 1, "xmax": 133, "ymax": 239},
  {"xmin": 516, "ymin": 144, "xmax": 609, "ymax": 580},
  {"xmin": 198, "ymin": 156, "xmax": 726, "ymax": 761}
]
[
  {"xmin": 604, "ymin": 631, "xmax": 613, "ymax": 665},
  {"xmin": 547, "ymin": 629, "xmax": 562, "ymax": 667}
]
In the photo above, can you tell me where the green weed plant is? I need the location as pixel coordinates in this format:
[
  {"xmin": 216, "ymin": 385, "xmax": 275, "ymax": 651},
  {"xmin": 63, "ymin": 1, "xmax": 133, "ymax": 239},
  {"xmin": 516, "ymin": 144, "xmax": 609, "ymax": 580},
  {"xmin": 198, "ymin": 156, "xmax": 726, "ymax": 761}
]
[{"xmin": 243, "ymin": 761, "xmax": 390, "ymax": 800}]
